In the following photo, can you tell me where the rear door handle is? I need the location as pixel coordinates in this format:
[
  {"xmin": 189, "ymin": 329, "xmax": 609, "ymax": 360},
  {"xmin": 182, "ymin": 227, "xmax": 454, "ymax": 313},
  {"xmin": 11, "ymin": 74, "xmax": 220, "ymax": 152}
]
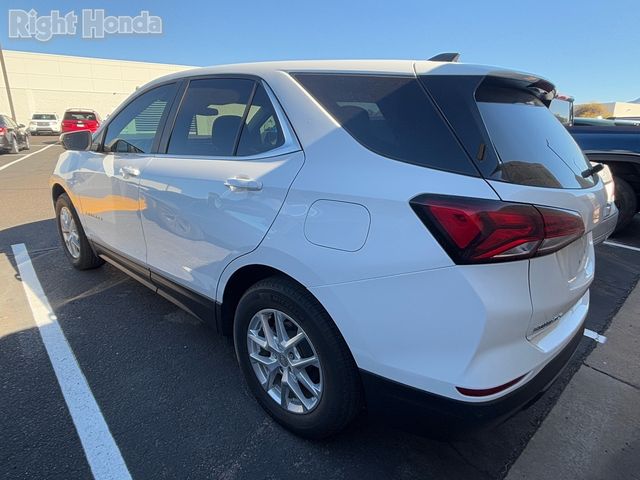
[
  {"xmin": 224, "ymin": 177, "xmax": 262, "ymax": 191},
  {"xmin": 119, "ymin": 166, "xmax": 140, "ymax": 178}
]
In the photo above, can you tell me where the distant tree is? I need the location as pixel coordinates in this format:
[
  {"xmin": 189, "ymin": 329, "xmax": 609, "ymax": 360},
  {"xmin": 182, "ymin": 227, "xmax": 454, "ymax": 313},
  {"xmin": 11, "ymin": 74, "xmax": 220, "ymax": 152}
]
[{"xmin": 575, "ymin": 102, "xmax": 609, "ymax": 118}]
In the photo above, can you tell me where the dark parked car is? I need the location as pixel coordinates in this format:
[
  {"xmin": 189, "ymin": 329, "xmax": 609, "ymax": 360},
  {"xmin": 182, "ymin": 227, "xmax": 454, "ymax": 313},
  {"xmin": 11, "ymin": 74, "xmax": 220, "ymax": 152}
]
[
  {"xmin": 550, "ymin": 96, "xmax": 640, "ymax": 231},
  {"xmin": 0, "ymin": 114, "xmax": 30, "ymax": 153}
]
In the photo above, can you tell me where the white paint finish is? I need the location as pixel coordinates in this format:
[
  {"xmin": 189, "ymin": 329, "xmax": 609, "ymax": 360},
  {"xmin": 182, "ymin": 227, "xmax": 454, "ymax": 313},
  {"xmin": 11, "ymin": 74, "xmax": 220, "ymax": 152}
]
[
  {"xmin": 11, "ymin": 243, "xmax": 131, "ymax": 480},
  {"xmin": 69, "ymin": 151, "xmax": 152, "ymax": 263},
  {"xmin": 140, "ymin": 151, "xmax": 304, "ymax": 297},
  {"xmin": 584, "ymin": 328, "xmax": 607, "ymax": 344},
  {"xmin": 0, "ymin": 144, "xmax": 55, "ymax": 172},
  {"xmin": 603, "ymin": 240, "xmax": 640, "ymax": 253},
  {"xmin": 304, "ymin": 200, "xmax": 370, "ymax": 252}
]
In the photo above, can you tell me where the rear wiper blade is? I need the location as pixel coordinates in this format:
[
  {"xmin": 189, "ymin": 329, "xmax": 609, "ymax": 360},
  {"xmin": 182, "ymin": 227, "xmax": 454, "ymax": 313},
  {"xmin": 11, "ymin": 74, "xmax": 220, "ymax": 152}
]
[{"xmin": 582, "ymin": 163, "xmax": 604, "ymax": 178}]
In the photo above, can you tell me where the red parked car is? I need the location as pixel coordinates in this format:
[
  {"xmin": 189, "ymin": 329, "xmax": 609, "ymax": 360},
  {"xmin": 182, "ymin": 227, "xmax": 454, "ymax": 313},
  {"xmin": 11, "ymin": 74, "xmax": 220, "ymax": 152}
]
[{"xmin": 61, "ymin": 109, "xmax": 101, "ymax": 133}]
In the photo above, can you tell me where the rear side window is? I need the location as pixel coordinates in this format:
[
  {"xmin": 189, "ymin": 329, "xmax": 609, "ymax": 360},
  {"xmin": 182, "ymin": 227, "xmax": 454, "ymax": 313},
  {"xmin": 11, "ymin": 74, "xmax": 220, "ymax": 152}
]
[
  {"xmin": 236, "ymin": 84, "xmax": 285, "ymax": 156},
  {"xmin": 64, "ymin": 111, "xmax": 97, "ymax": 121},
  {"xmin": 292, "ymin": 74, "xmax": 477, "ymax": 175},
  {"xmin": 477, "ymin": 85, "xmax": 595, "ymax": 189},
  {"xmin": 167, "ymin": 78, "xmax": 255, "ymax": 156}
]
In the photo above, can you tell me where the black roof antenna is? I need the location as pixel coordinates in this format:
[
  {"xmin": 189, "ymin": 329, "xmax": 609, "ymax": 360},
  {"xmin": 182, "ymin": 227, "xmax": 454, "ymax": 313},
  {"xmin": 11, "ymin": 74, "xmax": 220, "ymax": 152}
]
[{"xmin": 428, "ymin": 52, "xmax": 460, "ymax": 62}]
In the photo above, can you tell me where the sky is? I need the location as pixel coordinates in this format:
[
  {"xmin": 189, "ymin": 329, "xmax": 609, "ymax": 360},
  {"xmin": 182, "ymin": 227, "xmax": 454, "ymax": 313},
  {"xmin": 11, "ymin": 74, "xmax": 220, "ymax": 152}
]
[{"xmin": 2, "ymin": 0, "xmax": 639, "ymax": 103}]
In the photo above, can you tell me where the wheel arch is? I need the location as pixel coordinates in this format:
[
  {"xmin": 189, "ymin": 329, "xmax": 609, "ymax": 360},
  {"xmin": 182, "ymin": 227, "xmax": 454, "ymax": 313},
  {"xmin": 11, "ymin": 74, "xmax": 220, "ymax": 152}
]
[
  {"xmin": 218, "ymin": 263, "xmax": 335, "ymax": 343},
  {"xmin": 51, "ymin": 182, "xmax": 67, "ymax": 203}
]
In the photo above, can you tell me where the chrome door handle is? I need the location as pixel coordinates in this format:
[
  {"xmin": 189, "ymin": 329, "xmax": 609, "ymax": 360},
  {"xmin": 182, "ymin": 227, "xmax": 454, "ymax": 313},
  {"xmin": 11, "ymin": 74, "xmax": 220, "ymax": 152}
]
[
  {"xmin": 224, "ymin": 177, "xmax": 262, "ymax": 191},
  {"xmin": 119, "ymin": 166, "xmax": 140, "ymax": 178}
]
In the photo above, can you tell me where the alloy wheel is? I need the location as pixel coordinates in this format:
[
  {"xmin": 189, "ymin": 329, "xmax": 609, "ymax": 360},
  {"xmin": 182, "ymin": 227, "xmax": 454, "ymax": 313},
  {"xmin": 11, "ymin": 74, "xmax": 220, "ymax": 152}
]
[
  {"xmin": 247, "ymin": 309, "xmax": 323, "ymax": 414},
  {"xmin": 59, "ymin": 206, "xmax": 81, "ymax": 259}
]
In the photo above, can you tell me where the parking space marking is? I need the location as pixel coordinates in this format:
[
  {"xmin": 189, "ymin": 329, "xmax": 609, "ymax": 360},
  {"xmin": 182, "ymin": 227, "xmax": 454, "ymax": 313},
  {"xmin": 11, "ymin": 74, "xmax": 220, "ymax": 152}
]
[
  {"xmin": 583, "ymin": 328, "xmax": 607, "ymax": 344},
  {"xmin": 0, "ymin": 144, "xmax": 56, "ymax": 172},
  {"xmin": 603, "ymin": 240, "xmax": 640, "ymax": 253},
  {"xmin": 11, "ymin": 243, "xmax": 132, "ymax": 480}
]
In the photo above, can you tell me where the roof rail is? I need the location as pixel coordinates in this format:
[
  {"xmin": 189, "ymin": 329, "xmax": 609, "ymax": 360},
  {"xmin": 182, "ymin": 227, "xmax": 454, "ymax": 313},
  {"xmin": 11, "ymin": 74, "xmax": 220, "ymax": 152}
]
[{"xmin": 428, "ymin": 52, "xmax": 460, "ymax": 62}]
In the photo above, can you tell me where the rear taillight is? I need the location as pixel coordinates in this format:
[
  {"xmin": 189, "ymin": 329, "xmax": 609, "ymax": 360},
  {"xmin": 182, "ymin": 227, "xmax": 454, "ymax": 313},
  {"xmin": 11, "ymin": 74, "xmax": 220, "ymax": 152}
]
[
  {"xmin": 410, "ymin": 194, "xmax": 585, "ymax": 264},
  {"xmin": 0, "ymin": 127, "xmax": 5, "ymax": 135}
]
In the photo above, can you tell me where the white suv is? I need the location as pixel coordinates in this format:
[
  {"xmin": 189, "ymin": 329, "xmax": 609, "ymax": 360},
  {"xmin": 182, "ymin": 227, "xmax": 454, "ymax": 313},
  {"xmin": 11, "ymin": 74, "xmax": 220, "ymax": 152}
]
[
  {"xmin": 50, "ymin": 59, "xmax": 606, "ymax": 438},
  {"xmin": 29, "ymin": 113, "xmax": 61, "ymax": 135}
]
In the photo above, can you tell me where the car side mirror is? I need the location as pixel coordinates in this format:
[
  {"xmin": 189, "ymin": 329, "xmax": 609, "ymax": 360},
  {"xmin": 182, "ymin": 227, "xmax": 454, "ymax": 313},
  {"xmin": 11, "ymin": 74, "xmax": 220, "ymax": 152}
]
[
  {"xmin": 18, "ymin": 123, "xmax": 25, "ymax": 128},
  {"xmin": 60, "ymin": 130, "xmax": 92, "ymax": 151}
]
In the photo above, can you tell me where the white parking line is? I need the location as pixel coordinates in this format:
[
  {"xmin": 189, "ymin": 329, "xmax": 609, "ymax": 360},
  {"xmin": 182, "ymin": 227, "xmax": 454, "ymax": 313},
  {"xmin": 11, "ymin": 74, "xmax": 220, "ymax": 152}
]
[
  {"xmin": 584, "ymin": 328, "xmax": 607, "ymax": 344},
  {"xmin": 603, "ymin": 240, "xmax": 640, "ymax": 253},
  {"xmin": 0, "ymin": 144, "xmax": 56, "ymax": 172},
  {"xmin": 11, "ymin": 243, "xmax": 132, "ymax": 480}
]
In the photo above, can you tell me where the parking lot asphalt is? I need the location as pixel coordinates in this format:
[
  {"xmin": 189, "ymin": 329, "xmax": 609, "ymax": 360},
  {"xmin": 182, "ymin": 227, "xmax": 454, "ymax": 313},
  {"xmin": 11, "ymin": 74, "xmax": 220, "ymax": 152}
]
[{"xmin": 1, "ymin": 137, "xmax": 639, "ymax": 480}]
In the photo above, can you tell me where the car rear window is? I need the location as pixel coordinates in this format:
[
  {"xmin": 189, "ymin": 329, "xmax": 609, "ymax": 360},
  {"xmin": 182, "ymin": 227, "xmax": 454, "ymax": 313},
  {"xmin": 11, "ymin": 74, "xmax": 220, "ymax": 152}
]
[
  {"xmin": 33, "ymin": 114, "xmax": 57, "ymax": 120},
  {"xmin": 292, "ymin": 73, "xmax": 478, "ymax": 176},
  {"xmin": 64, "ymin": 112, "xmax": 97, "ymax": 121},
  {"xmin": 476, "ymin": 86, "xmax": 595, "ymax": 189}
]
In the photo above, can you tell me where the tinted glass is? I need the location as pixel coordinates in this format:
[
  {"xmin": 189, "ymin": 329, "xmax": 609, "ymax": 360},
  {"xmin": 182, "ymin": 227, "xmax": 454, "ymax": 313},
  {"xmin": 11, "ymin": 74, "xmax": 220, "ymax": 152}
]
[
  {"xmin": 33, "ymin": 114, "xmax": 57, "ymax": 120},
  {"xmin": 236, "ymin": 84, "xmax": 285, "ymax": 156},
  {"xmin": 168, "ymin": 78, "xmax": 254, "ymax": 156},
  {"xmin": 293, "ymin": 74, "xmax": 477, "ymax": 175},
  {"xmin": 64, "ymin": 111, "xmax": 97, "ymax": 121},
  {"xmin": 477, "ymin": 86, "xmax": 595, "ymax": 189},
  {"xmin": 104, "ymin": 83, "xmax": 177, "ymax": 154}
]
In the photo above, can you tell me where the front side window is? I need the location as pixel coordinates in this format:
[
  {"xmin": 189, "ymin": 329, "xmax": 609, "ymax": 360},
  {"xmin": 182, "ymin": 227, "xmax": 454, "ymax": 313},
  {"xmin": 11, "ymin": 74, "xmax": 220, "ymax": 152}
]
[
  {"xmin": 292, "ymin": 73, "xmax": 477, "ymax": 175},
  {"xmin": 104, "ymin": 83, "xmax": 177, "ymax": 154},
  {"xmin": 167, "ymin": 78, "xmax": 255, "ymax": 156}
]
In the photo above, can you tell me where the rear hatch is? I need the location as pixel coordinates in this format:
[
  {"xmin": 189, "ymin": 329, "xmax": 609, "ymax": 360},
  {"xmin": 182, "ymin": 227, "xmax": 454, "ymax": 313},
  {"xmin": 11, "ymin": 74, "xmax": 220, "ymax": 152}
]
[
  {"xmin": 62, "ymin": 111, "xmax": 99, "ymax": 131},
  {"xmin": 418, "ymin": 64, "xmax": 606, "ymax": 339}
]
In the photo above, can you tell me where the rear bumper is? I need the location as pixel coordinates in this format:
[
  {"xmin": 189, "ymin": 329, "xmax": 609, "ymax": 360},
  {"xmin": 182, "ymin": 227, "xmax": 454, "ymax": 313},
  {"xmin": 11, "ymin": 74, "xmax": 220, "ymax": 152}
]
[{"xmin": 361, "ymin": 324, "xmax": 584, "ymax": 436}]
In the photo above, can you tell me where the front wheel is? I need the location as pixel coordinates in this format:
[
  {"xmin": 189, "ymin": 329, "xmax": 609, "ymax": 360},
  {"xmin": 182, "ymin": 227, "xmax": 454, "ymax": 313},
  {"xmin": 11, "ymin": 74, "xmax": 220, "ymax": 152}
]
[
  {"xmin": 22, "ymin": 135, "xmax": 30, "ymax": 151},
  {"xmin": 234, "ymin": 276, "xmax": 362, "ymax": 438},
  {"xmin": 55, "ymin": 193, "xmax": 104, "ymax": 270}
]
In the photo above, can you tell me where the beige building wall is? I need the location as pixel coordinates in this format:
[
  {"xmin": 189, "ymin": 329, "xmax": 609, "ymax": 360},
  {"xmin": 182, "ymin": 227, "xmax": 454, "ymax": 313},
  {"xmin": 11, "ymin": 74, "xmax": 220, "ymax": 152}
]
[
  {"xmin": 591, "ymin": 102, "xmax": 640, "ymax": 119},
  {"xmin": 0, "ymin": 50, "xmax": 193, "ymax": 124}
]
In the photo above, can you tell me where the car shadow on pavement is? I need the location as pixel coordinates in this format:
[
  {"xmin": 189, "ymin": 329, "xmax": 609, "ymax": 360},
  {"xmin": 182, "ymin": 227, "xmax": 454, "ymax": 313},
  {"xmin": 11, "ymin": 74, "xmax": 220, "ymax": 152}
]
[{"xmin": 1, "ymin": 218, "xmax": 639, "ymax": 480}]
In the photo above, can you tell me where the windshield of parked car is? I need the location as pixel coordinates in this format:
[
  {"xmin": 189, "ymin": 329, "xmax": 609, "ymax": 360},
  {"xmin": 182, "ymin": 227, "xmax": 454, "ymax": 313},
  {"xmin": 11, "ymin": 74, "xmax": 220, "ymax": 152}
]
[
  {"xmin": 64, "ymin": 112, "xmax": 97, "ymax": 121},
  {"xmin": 477, "ymin": 86, "xmax": 595, "ymax": 189},
  {"xmin": 32, "ymin": 114, "xmax": 57, "ymax": 120}
]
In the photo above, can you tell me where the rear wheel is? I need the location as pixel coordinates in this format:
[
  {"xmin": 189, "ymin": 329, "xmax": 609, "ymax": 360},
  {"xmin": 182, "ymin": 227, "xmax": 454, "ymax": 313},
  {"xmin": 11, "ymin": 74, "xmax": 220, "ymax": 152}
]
[
  {"xmin": 21, "ymin": 135, "xmax": 30, "ymax": 151},
  {"xmin": 234, "ymin": 276, "xmax": 362, "ymax": 438},
  {"xmin": 613, "ymin": 177, "xmax": 637, "ymax": 233},
  {"xmin": 55, "ymin": 193, "xmax": 104, "ymax": 270}
]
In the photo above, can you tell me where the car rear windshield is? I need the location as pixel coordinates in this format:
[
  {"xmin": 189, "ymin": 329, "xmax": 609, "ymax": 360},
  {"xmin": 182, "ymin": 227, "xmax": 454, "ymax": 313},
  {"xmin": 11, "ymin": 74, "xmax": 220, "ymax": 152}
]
[
  {"xmin": 64, "ymin": 112, "xmax": 97, "ymax": 121},
  {"xmin": 476, "ymin": 86, "xmax": 595, "ymax": 189},
  {"xmin": 292, "ymin": 73, "xmax": 478, "ymax": 176},
  {"xmin": 32, "ymin": 114, "xmax": 56, "ymax": 120}
]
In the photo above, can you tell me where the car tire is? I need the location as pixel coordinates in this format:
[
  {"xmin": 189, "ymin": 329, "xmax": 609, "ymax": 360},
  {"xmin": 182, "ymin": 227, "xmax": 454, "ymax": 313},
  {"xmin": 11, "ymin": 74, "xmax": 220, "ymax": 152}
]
[
  {"xmin": 613, "ymin": 177, "xmax": 637, "ymax": 233},
  {"xmin": 22, "ymin": 135, "xmax": 30, "ymax": 151},
  {"xmin": 234, "ymin": 276, "xmax": 362, "ymax": 439},
  {"xmin": 9, "ymin": 136, "xmax": 19, "ymax": 154},
  {"xmin": 55, "ymin": 193, "xmax": 104, "ymax": 270}
]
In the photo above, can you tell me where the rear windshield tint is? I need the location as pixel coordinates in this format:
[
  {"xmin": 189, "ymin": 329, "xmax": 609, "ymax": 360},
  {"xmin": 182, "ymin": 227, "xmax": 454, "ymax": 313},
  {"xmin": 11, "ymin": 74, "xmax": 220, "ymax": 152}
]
[
  {"xmin": 477, "ymin": 86, "xmax": 595, "ymax": 189},
  {"xmin": 33, "ymin": 114, "xmax": 56, "ymax": 120},
  {"xmin": 64, "ymin": 112, "xmax": 97, "ymax": 121},
  {"xmin": 292, "ymin": 74, "xmax": 478, "ymax": 176}
]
